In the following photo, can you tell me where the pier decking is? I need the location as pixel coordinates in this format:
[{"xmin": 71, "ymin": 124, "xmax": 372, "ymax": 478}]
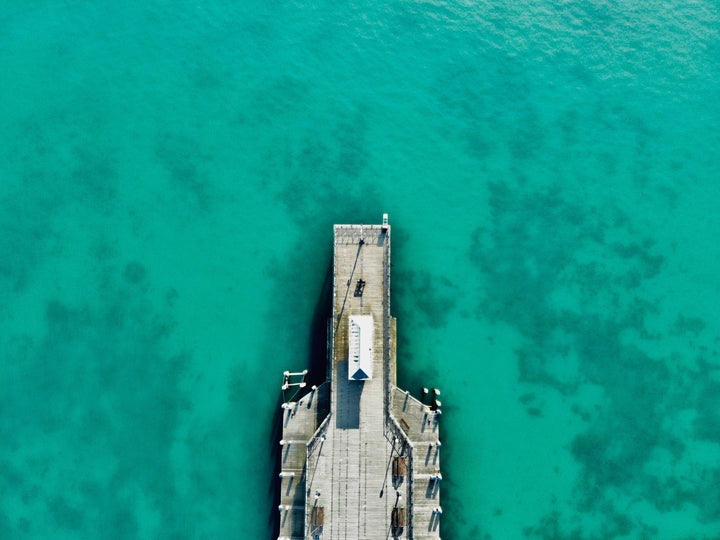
[{"xmin": 277, "ymin": 217, "xmax": 441, "ymax": 540}]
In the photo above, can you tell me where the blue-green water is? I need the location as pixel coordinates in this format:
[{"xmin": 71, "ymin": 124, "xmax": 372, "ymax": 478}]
[{"xmin": 1, "ymin": 1, "xmax": 719, "ymax": 538}]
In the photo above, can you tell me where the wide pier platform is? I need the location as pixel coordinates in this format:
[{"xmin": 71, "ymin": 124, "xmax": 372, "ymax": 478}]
[{"xmin": 277, "ymin": 217, "xmax": 442, "ymax": 540}]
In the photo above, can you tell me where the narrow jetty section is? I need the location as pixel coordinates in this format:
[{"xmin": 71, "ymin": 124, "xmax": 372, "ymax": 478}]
[{"xmin": 277, "ymin": 216, "xmax": 442, "ymax": 540}]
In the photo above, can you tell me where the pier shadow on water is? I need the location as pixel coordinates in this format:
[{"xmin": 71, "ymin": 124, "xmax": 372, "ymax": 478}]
[
  {"xmin": 268, "ymin": 257, "xmax": 333, "ymax": 539},
  {"xmin": 308, "ymin": 257, "xmax": 333, "ymax": 389}
]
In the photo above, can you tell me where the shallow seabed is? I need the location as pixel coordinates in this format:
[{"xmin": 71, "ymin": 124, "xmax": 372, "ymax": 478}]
[{"xmin": 1, "ymin": 2, "xmax": 719, "ymax": 539}]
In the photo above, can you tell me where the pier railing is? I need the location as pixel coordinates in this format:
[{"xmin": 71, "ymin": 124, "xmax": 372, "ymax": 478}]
[
  {"xmin": 387, "ymin": 412, "xmax": 414, "ymax": 538},
  {"xmin": 305, "ymin": 412, "xmax": 332, "ymax": 538},
  {"xmin": 326, "ymin": 318, "xmax": 333, "ymax": 383},
  {"xmin": 407, "ymin": 443, "xmax": 415, "ymax": 537},
  {"xmin": 384, "ymin": 227, "xmax": 392, "ymax": 418}
]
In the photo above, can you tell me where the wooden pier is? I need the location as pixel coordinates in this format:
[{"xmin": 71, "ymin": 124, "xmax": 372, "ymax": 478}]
[{"xmin": 277, "ymin": 217, "xmax": 442, "ymax": 540}]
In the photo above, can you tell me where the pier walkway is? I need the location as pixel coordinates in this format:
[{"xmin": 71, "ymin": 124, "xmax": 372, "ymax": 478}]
[{"xmin": 277, "ymin": 218, "xmax": 442, "ymax": 540}]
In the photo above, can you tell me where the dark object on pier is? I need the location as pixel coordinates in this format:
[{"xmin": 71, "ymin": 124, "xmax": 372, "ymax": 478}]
[
  {"xmin": 311, "ymin": 506, "xmax": 324, "ymax": 526},
  {"xmin": 354, "ymin": 279, "xmax": 366, "ymax": 297},
  {"xmin": 392, "ymin": 507, "xmax": 406, "ymax": 527},
  {"xmin": 393, "ymin": 457, "xmax": 407, "ymax": 477}
]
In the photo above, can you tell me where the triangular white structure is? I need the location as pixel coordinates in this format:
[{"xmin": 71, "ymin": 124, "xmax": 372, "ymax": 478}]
[{"xmin": 348, "ymin": 315, "xmax": 373, "ymax": 380}]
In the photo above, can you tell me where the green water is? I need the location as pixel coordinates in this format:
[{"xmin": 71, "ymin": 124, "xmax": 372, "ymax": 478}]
[{"xmin": 1, "ymin": 1, "xmax": 719, "ymax": 538}]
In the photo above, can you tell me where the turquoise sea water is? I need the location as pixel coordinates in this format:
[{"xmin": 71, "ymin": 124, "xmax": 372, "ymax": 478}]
[{"xmin": 1, "ymin": 1, "xmax": 719, "ymax": 538}]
